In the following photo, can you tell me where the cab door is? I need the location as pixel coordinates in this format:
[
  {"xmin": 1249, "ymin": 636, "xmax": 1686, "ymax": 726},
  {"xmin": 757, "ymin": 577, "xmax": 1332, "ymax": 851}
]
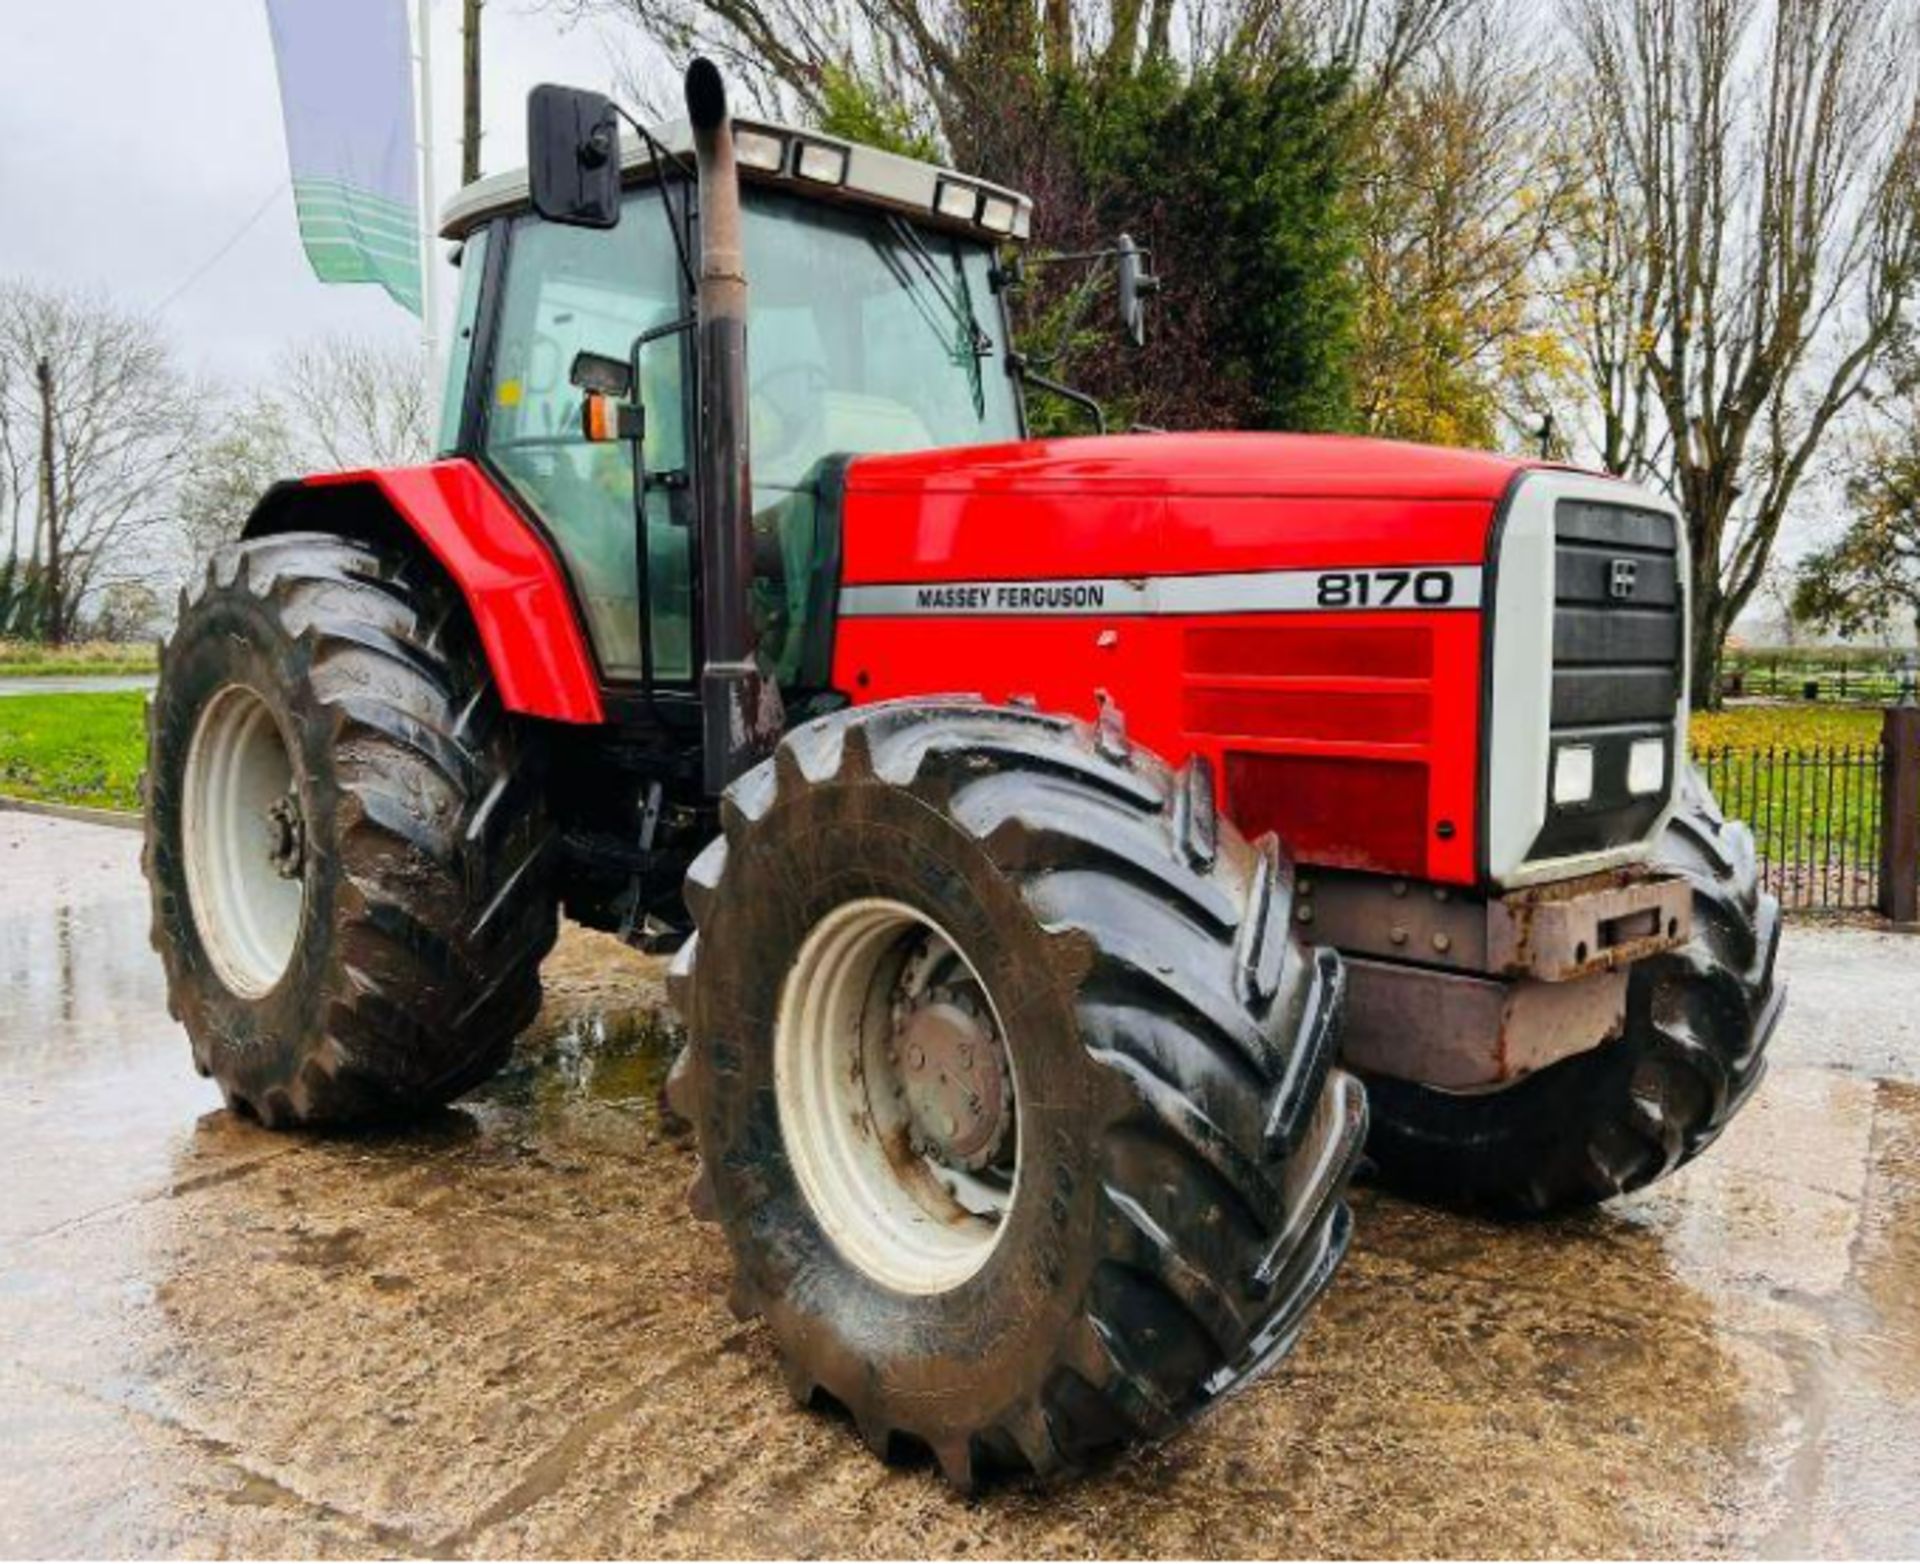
[{"xmin": 478, "ymin": 188, "xmax": 694, "ymax": 685}]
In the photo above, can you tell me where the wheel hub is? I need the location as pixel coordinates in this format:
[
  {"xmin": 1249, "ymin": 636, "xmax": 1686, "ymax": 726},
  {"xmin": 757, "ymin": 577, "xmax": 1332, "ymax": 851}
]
[
  {"xmin": 891, "ymin": 986, "xmax": 1012, "ymax": 1171},
  {"xmin": 266, "ymin": 792, "xmax": 306, "ymax": 879},
  {"xmin": 773, "ymin": 898, "xmax": 1022, "ymax": 1295},
  {"xmin": 180, "ymin": 683, "xmax": 307, "ymax": 999}
]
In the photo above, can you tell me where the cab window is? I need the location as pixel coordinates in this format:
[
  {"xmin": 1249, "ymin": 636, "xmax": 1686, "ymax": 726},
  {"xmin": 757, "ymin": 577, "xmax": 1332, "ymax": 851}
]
[
  {"xmin": 738, "ymin": 189, "xmax": 1018, "ymax": 685},
  {"xmin": 484, "ymin": 190, "xmax": 689, "ymax": 680},
  {"xmin": 437, "ymin": 227, "xmax": 489, "ymax": 455}
]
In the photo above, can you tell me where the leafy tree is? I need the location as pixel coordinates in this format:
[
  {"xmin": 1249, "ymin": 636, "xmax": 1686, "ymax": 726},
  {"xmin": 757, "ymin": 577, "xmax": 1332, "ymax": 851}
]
[
  {"xmin": 1794, "ymin": 402, "xmax": 1920, "ymax": 648},
  {"xmin": 0, "ymin": 555, "xmax": 52, "ymax": 639},
  {"xmin": 1348, "ymin": 3, "xmax": 1576, "ymax": 448},
  {"xmin": 1015, "ymin": 58, "xmax": 1359, "ymax": 433},
  {"xmin": 816, "ymin": 63, "xmax": 940, "ymax": 159}
]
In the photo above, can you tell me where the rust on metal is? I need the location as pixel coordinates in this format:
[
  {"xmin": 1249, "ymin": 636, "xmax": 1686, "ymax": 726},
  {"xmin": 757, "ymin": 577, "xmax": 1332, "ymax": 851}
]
[
  {"xmin": 1485, "ymin": 869, "xmax": 1692, "ymax": 981},
  {"xmin": 1340, "ymin": 957, "xmax": 1630, "ymax": 1090},
  {"xmin": 1300, "ymin": 865, "xmax": 1690, "ymax": 983}
]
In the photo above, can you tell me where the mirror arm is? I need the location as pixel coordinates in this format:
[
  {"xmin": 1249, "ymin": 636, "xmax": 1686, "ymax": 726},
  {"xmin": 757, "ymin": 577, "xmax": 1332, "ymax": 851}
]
[
  {"xmin": 1009, "ymin": 354, "xmax": 1107, "ymax": 435},
  {"xmin": 1018, "ymin": 246, "xmax": 1130, "ymax": 267},
  {"xmin": 633, "ymin": 314, "xmax": 697, "ymax": 350},
  {"xmin": 613, "ymin": 107, "xmax": 700, "ymax": 298}
]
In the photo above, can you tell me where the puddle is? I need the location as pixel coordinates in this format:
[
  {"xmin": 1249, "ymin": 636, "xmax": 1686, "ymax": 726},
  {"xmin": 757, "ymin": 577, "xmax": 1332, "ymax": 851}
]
[{"xmin": 484, "ymin": 1007, "xmax": 684, "ymax": 1115}]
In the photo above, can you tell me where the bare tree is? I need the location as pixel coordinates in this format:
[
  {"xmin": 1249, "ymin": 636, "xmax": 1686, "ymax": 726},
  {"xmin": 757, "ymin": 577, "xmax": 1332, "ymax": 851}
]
[
  {"xmin": 1561, "ymin": 0, "xmax": 1920, "ymax": 705},
  {"xmin": 0, "ymin": 349, "xmax": 24, "ymax": 565},
  {"xmin": 276, "ymin": 336, "xmax": 434, "ymax": 472},
  {"xmin": 545, "ymin": 0, "xmax": 1476, "ymax": 155},
  {"xmin": 176, "ymin": 406, "xmax": 301, "ymax": 570},
  {"xmin": 176, "ymin": 336, "xmax": 433, "ymax": 570},
  {"xmin": 0, "ymin": 282, "xmax": 203, "ymax": 643}
]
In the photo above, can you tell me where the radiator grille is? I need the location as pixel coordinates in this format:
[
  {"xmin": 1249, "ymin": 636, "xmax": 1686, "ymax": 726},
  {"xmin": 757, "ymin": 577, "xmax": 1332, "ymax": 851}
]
[{"xmin": 1529, "ymin": 499, "xmax": 1683, "ymax": 861}]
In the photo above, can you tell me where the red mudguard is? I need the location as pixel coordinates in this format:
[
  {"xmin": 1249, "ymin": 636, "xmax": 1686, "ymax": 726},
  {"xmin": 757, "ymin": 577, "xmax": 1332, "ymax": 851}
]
[{"xmin": 264, "ymin": 460, "xmax": 605, "ymax": 725}]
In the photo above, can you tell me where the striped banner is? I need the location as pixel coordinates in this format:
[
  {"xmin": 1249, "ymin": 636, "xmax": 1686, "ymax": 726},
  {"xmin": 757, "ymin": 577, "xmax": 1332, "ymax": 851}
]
[{"xmin": 264, "ymin": 0, "xmax": 422, "ymax": 316}]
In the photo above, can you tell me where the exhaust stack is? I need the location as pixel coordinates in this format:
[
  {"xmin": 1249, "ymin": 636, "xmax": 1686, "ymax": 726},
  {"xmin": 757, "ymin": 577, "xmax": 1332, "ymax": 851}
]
[{"xmin": 686, "ymin": 57, "xmax": 782, "ymax": 792}]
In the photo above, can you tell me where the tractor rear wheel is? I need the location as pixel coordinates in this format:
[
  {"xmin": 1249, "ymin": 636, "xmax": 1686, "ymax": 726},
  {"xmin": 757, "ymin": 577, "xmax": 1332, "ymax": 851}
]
[
  {"xmin": 1360, "ymin": 765, "xmax": 1783, "ymax": 1214},
  {"xmin": 667, "ymin": 701, "xmax": 1366, "ymax": 1488},
  {"xmin": 143, "ymin": 533, "xmax": 558, "ymax": 1126}
]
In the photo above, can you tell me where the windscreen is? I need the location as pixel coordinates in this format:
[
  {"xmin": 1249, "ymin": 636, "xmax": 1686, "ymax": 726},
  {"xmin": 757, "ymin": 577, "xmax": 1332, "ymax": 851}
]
[{"xmin": 741, "ymin": 187, "xmax": 1022, "ymax": 487}]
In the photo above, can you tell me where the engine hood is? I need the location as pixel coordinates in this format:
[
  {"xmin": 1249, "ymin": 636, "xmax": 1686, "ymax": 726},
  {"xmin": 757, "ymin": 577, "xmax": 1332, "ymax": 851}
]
[{"xmin": 845, "ymin": 431, "xmax": 1562, "ymax": 503}]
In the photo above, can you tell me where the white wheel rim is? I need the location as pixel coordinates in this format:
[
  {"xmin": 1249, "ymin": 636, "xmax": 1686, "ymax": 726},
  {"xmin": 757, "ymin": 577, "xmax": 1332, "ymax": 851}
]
[
  {"xmin": 774, "ymin": 897, "xmax": 1021, "ymax": 1295},
  {"xmin": 181, "ymin": 683, "xmax": 307, "ymax": 998}
]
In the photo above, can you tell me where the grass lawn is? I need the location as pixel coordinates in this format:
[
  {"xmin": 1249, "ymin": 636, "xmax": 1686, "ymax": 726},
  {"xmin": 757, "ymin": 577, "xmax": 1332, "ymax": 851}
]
[
  {"xmin": 0, "ymin": 688, "xmax": 1900, "ymax": 860},
  {"xmin": 0, "ymin": 691, "xmax": 146, "ymax": 812},
  {"xmin": 1690, "ymin": 704, "xmax": 1889, "ymax": 905},
  {"xmin": 0, "ymin": 639, "xmax": 157, "ymax": 677},
  {"xmin": 1691, "ymin": 703, "xmax": 1882, "ymax": 751}
]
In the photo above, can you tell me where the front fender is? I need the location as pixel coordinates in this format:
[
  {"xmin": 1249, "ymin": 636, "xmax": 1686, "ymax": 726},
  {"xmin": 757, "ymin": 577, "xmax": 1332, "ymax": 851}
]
[{"xmin": 245, "ymin": 459, "xmax": 605, "ymax": 725}]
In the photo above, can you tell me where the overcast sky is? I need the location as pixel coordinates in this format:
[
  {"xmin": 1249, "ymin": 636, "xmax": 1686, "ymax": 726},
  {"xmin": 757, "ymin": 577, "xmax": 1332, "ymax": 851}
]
[{"xmin": 0, "ymin": 1, "xmax": 662, "ymax": 384}]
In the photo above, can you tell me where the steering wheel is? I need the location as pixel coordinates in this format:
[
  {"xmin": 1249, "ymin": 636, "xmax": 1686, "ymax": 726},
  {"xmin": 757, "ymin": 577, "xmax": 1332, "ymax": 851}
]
[{"xmin": 752, "ymin": 362, "xmax": 829, "ymax": 465}]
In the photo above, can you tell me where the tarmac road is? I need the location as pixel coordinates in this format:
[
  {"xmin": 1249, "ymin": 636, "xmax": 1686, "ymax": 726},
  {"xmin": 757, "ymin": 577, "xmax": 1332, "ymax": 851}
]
[
  {"xmin": 0, "ymin": 675, "xmax": 157, "ymax": 697},
  {"xmin": 1, "ymin": 811, "xmax": 1917, "ymax": 1558}
]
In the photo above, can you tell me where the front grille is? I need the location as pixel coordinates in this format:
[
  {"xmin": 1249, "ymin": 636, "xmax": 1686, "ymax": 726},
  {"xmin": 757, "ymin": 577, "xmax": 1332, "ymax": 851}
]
[{"xmin": 1528, "ymin": 498, "xmax": 1682, "ymax": 861}]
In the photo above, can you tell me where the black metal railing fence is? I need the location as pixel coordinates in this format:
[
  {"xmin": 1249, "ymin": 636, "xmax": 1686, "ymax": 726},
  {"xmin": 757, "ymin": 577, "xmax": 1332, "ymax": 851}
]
[{"xmin": 1691, "ymin": 741, "xmax": 1887, "ymax": 911}]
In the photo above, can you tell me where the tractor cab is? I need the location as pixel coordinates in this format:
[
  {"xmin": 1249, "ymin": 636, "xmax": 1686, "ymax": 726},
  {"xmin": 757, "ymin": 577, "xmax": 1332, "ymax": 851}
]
[{"xmin": 436, "ymin": 104, "xmax": 1032, "ymax": 699}]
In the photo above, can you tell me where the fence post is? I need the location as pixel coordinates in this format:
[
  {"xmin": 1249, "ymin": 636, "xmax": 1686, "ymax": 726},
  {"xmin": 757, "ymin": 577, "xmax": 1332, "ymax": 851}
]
[{"xmin": 1879, "ymin": 705, "xmax": 1920, "ymax": 924}]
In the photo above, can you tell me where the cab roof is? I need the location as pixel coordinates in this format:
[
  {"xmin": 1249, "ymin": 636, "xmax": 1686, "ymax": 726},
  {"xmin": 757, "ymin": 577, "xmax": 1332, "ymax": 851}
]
[{"xmin": 440, "ymin": 114, "xmax": 1033, "ymax": 245}]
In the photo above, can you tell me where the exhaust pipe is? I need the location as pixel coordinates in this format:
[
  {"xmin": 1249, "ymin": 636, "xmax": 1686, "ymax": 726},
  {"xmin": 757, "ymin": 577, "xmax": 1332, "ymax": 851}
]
[{"xmin": 686, "ymin": 57, "xmax": 782, "ymax": 793}]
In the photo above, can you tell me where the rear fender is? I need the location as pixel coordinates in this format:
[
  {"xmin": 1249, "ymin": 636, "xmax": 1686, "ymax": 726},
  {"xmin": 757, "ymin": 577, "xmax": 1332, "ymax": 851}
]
[{"xmin": 244, "ymin": 459, "xmax": 605, "ymax": 725}]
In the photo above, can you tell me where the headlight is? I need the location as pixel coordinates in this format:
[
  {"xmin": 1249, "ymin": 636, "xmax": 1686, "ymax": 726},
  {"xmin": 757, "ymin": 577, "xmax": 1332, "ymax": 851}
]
[
  {"xmin": 978, "ymin": 194, "xmax": 1016, "ymax": 233},
  {"xmin": 1552, "ymin": 745, "xmax": 1595, "ymax": 807},
  {"xmin": 1627, "ymin": 737, "xmax": 1667, "ymax": 796},
  {"xmin": 734, "ymin": 128, "xmax": 786, "ymax": 173},
  {"xmin": 794, "ymin": 141, "xmax": 849, "ymax": 184},
  {"xmin": 935, "ymin": 180, "xmax": 979, "ymax": 222}
]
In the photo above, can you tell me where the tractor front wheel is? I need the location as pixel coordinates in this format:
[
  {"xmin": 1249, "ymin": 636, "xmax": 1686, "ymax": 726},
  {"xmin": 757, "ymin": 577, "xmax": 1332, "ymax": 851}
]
[
  {"xmin": 1360, "ymin": 765, "xmax": 1784, "ymax": 1214},
  {"xmin": 143, "ymin": 533, "xmax": 558, "ymax": 1126},
  {"xmin": 667, "ymin": 701, "xmax": 1366, "ymax": 1488}
]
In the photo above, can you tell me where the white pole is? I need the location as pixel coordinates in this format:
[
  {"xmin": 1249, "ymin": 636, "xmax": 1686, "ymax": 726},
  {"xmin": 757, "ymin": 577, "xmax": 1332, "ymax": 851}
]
[{"xmin": 416, "ymin": 0, "xmax": 441, "ymax": 387}]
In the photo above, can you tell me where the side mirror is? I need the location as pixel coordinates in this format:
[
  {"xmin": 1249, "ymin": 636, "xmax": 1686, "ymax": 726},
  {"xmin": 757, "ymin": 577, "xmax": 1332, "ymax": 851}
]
[
  {"xmin": 528, "ymin": 84, "xmax": 621, "ymax": 229},
  {"xmin": 1117, "ymin": 233, "xmax": 1159, "ymax": 348}
]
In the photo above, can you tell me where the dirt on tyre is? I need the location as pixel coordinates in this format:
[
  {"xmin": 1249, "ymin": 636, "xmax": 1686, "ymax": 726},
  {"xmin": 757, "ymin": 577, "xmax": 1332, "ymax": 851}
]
[
  {"xmin": 666, "ymin": 700, "xmax": 1366, "ymax": 1489},
  {"xmin": 143, "ymin": 532, "xmax": 558, "ymax": 1127},
  {"xmin": 1361, "ymin": 764, "xmax": 1784, "ymax": 1214}
]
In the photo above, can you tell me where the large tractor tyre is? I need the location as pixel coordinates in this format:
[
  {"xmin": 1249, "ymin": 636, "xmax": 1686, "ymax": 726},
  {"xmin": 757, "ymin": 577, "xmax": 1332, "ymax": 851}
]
[
  {"xmin": 666, "ymin": 701, "xmax": 1367, "ymax": 1489},
  {"xmin": 1361, "ymin": 765, "xmax": 1784, "ymax": 1215},
  {"xmin": 143, "ymin": 533, "xmax": 559, "ymax": 1127}
]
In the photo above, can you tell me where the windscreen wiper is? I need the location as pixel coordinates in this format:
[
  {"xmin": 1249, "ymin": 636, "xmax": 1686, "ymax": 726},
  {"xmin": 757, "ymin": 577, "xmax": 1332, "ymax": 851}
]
[
  {"xmin": 878, "ymin": 216, "xmax": 990, "ymax": 416},
  {"xmin": 884, "ymin": 215, "xmax": 992, "ymax": 357}
]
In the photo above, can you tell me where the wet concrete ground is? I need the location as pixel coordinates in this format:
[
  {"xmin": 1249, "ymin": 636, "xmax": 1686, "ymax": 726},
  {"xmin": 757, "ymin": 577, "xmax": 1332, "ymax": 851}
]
[{"xmin": 1, "ymin": 812, "xmax": 1916, "ymax": 1559}]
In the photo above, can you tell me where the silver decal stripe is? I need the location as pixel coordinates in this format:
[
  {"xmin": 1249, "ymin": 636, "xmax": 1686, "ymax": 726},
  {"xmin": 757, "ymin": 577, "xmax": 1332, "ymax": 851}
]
[{"xmin": 838, "ymin": 566, "xmax": 1484, "ymax": 618}]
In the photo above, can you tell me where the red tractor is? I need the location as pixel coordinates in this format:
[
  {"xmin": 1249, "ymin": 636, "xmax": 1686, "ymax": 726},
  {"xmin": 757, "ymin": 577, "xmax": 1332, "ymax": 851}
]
[{"xmin": 143, "ymin": 62, "xmax": 1783, "ymax": 1488}]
